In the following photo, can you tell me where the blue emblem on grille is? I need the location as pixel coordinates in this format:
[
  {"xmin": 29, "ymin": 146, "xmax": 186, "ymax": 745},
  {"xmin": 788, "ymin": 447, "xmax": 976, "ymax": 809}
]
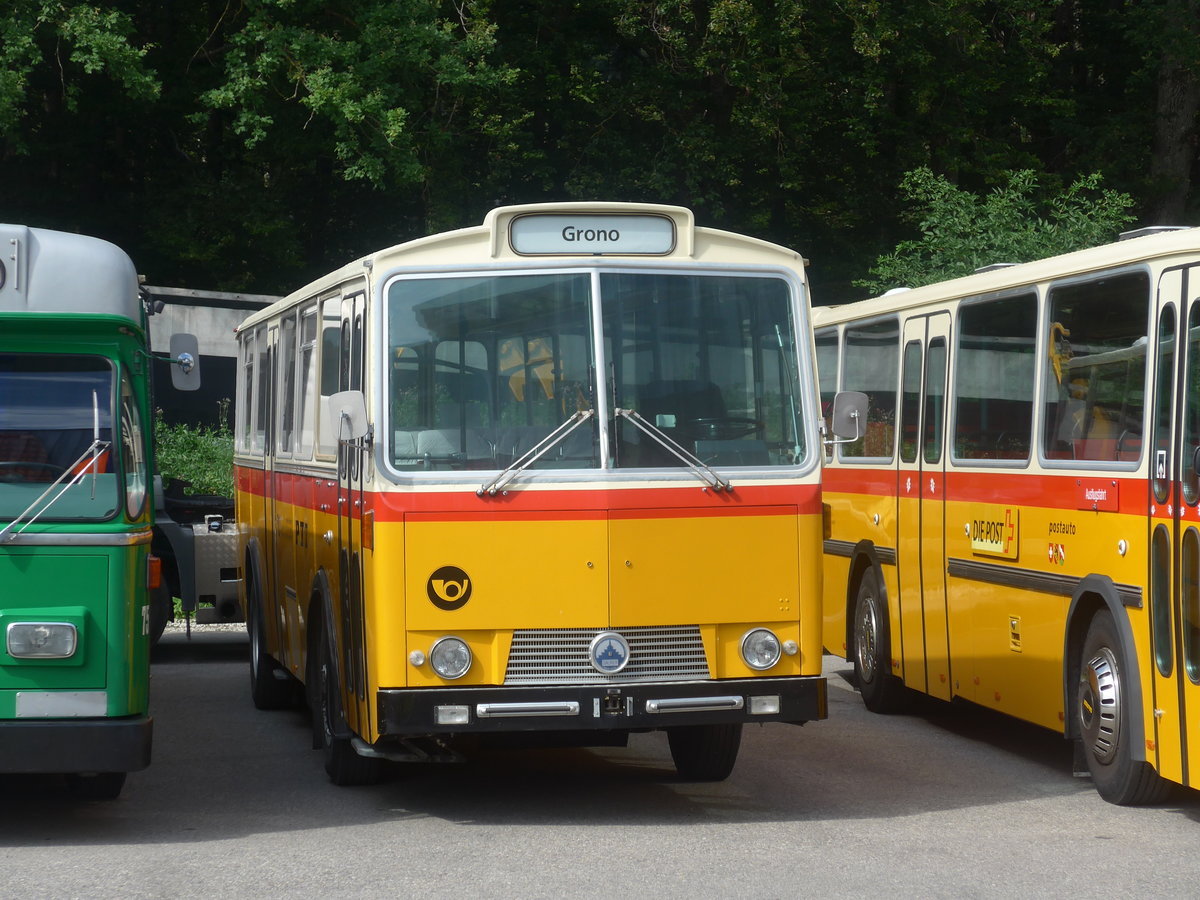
[{"xmin": 589, "ymin": 631, "xmax": 631, "ymax": 674}]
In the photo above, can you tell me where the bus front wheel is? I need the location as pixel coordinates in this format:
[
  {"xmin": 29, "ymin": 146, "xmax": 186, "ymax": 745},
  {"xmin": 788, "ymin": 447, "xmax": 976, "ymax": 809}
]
[
  {"xmin": 312, "ymin": 617, "xmax": 383, "ymax": 787},
  {"xmin": 1077, "ymin": 610, "xmax": 1170, "ymax": 805},
  {"xmin": 852, "ymin": 568, "xmax": 908, "ymax": 713},
  {"xmin": 66, "ymin": 772, "xmax": 126, "ymax": 800},
  {"xmin": 667, "ymin": 723, "xmax": 742, "ymax": 781}
]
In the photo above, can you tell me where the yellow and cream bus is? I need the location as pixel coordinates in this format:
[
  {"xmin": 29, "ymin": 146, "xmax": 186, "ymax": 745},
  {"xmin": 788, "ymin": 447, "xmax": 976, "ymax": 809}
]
[
  {"xmin": 234, "ymin": 202, "xmax": 847, "ymax": 785},
  {"xmin": 815, "ymin": 225, "xmax": 1200, "ymax": 804}
]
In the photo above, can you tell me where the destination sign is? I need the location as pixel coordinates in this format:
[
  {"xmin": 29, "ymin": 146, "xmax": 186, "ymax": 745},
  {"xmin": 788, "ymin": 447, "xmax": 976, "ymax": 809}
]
[{"xmin": 509, "ymin": 214, "xmax": 676, "ymax": 256}]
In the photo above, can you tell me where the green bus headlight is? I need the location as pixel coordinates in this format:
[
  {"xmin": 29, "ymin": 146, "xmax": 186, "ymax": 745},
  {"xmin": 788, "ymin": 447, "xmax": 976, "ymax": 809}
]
[{"xmin": 6, "ymin": 622, "xmax": 78, "ymax": 659}]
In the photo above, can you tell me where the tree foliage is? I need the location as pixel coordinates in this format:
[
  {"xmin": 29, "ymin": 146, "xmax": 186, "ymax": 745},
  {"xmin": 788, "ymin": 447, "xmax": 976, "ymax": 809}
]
[
  {"xmin": 0, "ymin": 1, "xmax": 1195, "ymax": 302},
  {"xmin": 855, "ymin": 168, "xmax": 1137, "ymax": 292}
]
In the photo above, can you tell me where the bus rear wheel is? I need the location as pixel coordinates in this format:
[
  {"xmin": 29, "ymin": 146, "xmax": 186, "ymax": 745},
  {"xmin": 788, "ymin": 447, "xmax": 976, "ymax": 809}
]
[
  {"xmin": 1077, "ymin": 610, "xmax": 1169, "ymax": 805},
  {"xmin": 248, "ymin": 575, "xmax": 294, "ymax": 710},
  {"xmin": 852, "ymin": 567, "xmax": 908, "ymax": 713},
  {"xmin": 667, "ymin": 723, "xmax": 742, "ymax": 781}
]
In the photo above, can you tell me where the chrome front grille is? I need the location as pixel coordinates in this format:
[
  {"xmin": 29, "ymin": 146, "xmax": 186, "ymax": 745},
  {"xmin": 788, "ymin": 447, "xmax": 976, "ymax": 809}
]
[{"xmin": 504, "ymin": 626, "xmax": 709, "ymax": 685}]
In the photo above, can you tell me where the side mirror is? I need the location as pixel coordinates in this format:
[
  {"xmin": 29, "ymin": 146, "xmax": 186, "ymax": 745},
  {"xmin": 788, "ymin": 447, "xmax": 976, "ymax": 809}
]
[
  {"xmin": 328, "ymin": 390, "xmax": 368, "ymax": 441},
  {"xmin": 168, "ymin": 333, "xmax": 201, "ymax": 392},
  {"xmin": 827, "ymin": 391, "xmax": 868, "ymax": 444}
]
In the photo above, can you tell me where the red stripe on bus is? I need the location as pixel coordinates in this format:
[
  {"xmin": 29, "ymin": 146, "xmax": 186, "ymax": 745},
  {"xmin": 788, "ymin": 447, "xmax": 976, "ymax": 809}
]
[
  {"xmin": 822, "ymin": 465, "xmax": 1150, "ymax": 515},
  {"xmin": 235, "ymin": 464, "xmax": 822, "ymax": 520}
]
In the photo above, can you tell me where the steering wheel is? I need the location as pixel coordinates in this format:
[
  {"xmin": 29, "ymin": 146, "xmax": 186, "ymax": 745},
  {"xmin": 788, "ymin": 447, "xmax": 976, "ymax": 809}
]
[
  {"xmin": 685, "ymin": 417, "xmax": 761, "ymax": 440},
  {"xmin": 0, "ymin": 461, "xmax": 69, "ymax": 483}
]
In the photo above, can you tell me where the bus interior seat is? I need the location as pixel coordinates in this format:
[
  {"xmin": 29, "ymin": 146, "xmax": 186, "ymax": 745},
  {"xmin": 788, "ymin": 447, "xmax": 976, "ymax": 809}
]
[
  {"xmin": 394, "ymin": 428, "xmax": 493, "ymax": 469},
  {"xmin": 488, "ymin": 422, "xmax": 597, "ymax": 468},
  {"xmin": 1074, "ymin": 406, "xmax": 1120, "ymax": 460},
  {"xmin": 0, "ymin": 431, "xmax": 54, "ymax": 481}
]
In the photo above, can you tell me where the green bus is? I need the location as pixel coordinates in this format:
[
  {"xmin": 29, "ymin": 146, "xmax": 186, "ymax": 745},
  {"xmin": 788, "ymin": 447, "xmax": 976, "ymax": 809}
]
[{"xmin": 0, "ymin": 224, "xmax": 197, "ymax": 799}]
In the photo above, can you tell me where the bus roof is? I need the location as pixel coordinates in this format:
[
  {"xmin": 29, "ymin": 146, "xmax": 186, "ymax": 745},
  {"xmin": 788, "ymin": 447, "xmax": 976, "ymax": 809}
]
[
  {"xmin": 236, "ymin": 202, "xmax": 808, "ymax": 332},
  {"xmin": 0, "ymin": 223, "xmax": 141, "ymax": 322},
  {"xmin": 813, "ymin": 226, "xmax": 1200, "ymax": 326}
]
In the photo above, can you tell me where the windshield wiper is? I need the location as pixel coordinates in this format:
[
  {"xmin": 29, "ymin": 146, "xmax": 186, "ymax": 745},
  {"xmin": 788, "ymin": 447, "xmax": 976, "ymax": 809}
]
[
  {"xmin": 478, "ymin": 409, "xmax": 595, "ymax": 496},
  {"xmin": 0, "ymin": 439, "xmax": 112, "ymax": 543},
  {"xmin": 615, "ymin": 408, "xmax": 732, "ymax": 492}
]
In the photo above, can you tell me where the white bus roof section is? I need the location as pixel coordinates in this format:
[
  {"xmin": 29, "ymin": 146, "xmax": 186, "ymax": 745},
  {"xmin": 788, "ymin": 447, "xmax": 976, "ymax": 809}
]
[
  {"xmin": 236, "ymin": 202, "xmax": 808, "ymax": 333},
  {"xmin": 813, "ymin": 226, "xmax": 1200, "ymax": 326},
  {"xmin": 0, "ymin": 223, "xmax": 140, "ymax": 322}
]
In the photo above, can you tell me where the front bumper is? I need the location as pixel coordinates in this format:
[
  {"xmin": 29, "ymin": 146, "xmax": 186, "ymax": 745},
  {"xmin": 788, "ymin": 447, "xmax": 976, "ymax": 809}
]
[
  {"xmin": 0, "ymin": 716, "xmax": 152, "ymax": 774},
  {"xmin": 378, "ymin": 676, "xmax": 826, "ymax": 736}
]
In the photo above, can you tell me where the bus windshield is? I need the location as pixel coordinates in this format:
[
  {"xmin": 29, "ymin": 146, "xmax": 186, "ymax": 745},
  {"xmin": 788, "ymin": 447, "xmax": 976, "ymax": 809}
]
[
  {"xmin": 384, "ymin": 270, "xmax": 803, "ymax": 472},
  {"xmin": 0, "ymin": 354, "xmax": 118, "ymax": 521}
]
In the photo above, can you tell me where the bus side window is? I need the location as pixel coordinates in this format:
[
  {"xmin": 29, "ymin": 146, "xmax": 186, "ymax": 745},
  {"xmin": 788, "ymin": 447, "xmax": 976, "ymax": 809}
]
[
  {"xmin": 252, "ymin": 325, "xmax": 269, "ymax": 455},
  {"xmin": 295, "ymin": 304, "xmax": 319, "ymax": 460},
  {"xmin": 236, "ymin": 330, "xmax": 255, "ymax": 454},
  {"xmin": 840, "ymin": 317, "xmax": 898, "ymax": 460},
  {"xmin": 954, "ymin": 293, "xmax": 1036, "ymax": 461},
  {"xmin": 316, "ymin": 298, "xmax": 342, "ymax": 458},
  {"xmin": 814, "ymin": 327, "xmax": 839, "ymax": 461},
  {"xmin": 1042, "ymin": 273, "xmax": 1149, "ymax": 463}
]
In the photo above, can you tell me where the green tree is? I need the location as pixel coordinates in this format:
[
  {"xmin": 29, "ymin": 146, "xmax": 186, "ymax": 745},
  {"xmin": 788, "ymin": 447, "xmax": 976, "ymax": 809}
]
[
  {"xmin": 195, "ymin": 1, "xmax": 517, "ymax": 227},
  {"xmin": 0, "ymin": 1, "xmax": 159, "ymax": 137},
  {"xmin": 0, "ymin": 0, "xmax": 1194, "ymax": 300},
  {"xmin": 855, "ymin": 167, "xmax": 1136, "ymax": 293}
]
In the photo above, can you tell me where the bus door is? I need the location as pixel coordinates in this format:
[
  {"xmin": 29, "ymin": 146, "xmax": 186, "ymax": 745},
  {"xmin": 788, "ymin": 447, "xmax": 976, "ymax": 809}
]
[
  {"xmin": 263, "ymin": 324, "xmax": 290, "ymax": 660},
  {"xmin": 335, "ymin": 291, "xmax": 369, "ymax": 735},
  {"xmin": 896, "ymin": 314, "xmax": 951, "ymax": 700},
  {"xmin": 1150, "ymin": 264, "xmax": 1200, "ymax": 786},
  {"xmin": 272, "ymin": 312, "xmax": 302, "ymax": 669}
]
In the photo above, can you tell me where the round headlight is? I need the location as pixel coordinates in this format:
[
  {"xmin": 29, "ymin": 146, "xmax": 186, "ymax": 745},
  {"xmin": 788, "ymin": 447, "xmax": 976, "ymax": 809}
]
[
  {"xmin": 429, "ymin": 636, "xmax": 472, "ymax": 680},
  {"xmin": 740, "ymin": 628, "xmax": 782, "ymax": 670}
]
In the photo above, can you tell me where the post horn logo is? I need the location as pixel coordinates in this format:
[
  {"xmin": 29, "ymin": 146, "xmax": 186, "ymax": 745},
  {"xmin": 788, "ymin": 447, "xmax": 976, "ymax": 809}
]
[{"xmin": 427, "ymin": 565, "xmax": 472, "ymax": 610}]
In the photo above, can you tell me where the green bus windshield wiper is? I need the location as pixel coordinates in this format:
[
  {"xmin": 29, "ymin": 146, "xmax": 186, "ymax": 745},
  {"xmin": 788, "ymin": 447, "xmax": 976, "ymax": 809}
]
[{"xmin": 0, "ymin": 438, "xmax": 112, "ymax": 543}]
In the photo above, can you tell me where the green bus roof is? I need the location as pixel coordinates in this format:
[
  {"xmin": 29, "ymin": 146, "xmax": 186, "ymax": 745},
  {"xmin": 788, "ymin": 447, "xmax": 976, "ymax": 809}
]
[{"xmin": 0, "ymin": 224, "xmax": 140, "ymax": 323}]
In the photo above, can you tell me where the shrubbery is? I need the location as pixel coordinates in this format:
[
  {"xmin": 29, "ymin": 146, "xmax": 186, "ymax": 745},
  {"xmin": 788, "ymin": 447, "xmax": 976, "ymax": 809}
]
[{"xmin": 154, "ymin": 416, "xmax": 234, "ymax": 498}]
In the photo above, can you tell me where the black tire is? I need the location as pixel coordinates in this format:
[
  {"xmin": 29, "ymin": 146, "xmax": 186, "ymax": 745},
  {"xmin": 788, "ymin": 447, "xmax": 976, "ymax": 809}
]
[
  {"xmin": 667, "ymin": 723, "xmax": 742, "ymax": 781},
  {"xmin": 1077, "ymin": 610, "xmax": 1171, "ymax": 805},
  {"xmin": 148, "ymin": 580, "xmax": 170, "ymax": 647},
  {"xmin": 65, "ymin": 772, "xmax": 126, "ymax": 800},
  {"xmin": 852, "ymin": 567, "xmax": 909, "ymax": 713},
  {"xmin": 312, "ymin": 616, "xmax": 383, "ymax": 786},
  {"xmin": 248, "ymin": 579, "xmax": 294, "ymax": 710}
]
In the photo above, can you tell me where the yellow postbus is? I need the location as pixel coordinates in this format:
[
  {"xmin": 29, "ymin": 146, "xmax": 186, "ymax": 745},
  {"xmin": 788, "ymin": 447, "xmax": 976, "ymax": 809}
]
[
  {"xmin": 815, "ymin": 225, "xmax": 1200, "ymax": 804},
  {"xmin": 234, "ymin": 202, "xmax": 843, "ymax": 784}
]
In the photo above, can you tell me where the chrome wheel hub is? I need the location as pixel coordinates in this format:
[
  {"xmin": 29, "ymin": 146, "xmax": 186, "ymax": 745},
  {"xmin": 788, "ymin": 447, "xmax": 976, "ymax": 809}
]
[
  {"xmin": 1079, "ymin": 647, "xmax": 1120, "ymax": 764},
  {"xmin": 855, "ymin": 594, "xmax": 879, "ymax": 685}
]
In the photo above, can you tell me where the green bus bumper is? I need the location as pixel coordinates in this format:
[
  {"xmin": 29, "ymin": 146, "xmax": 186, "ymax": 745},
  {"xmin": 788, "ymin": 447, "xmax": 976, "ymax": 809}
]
[{"xmin": 0, "ymin": 716, "xmax": 152, "ymax": 774}]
